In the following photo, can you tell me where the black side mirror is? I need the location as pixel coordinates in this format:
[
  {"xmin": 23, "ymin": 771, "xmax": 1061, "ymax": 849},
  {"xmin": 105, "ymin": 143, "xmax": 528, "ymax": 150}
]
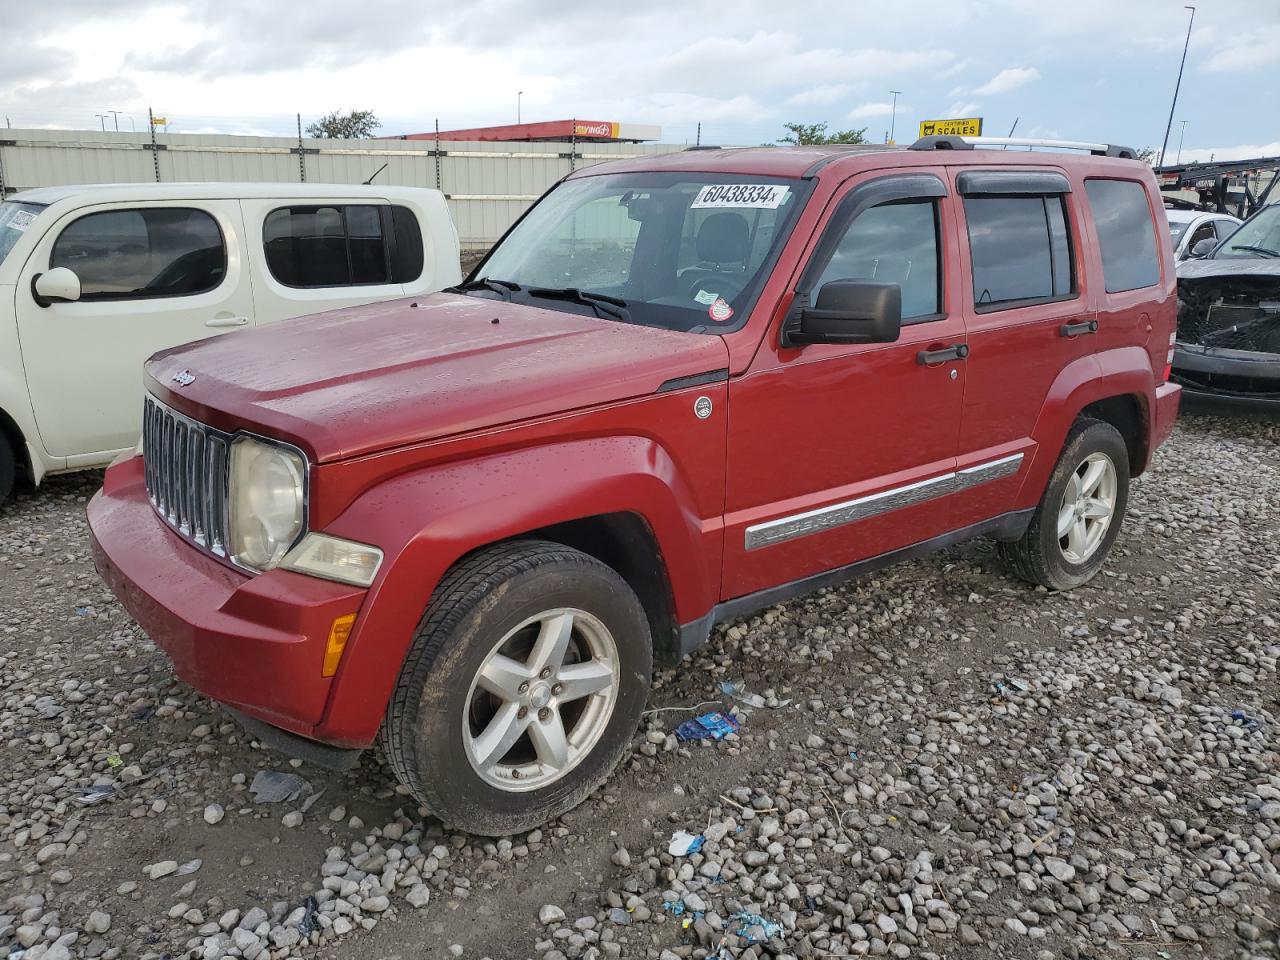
[
  {"xmin": 784, "ymin": 279, "xmax": 902, "ymax": 346},
  {"xmin": 1189, "ymin": 238, "xmax": 1216, "ymax": 259}
]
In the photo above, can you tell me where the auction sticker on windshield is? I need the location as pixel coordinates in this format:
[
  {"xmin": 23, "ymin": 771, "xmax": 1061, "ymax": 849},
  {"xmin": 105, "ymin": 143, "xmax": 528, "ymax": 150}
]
[{"xmin": 692, "ymin": 184, "xmax": 790, "ymax": 209}]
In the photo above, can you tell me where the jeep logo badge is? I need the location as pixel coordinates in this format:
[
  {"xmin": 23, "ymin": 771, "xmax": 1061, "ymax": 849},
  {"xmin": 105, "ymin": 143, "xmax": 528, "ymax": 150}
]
[
  {"xmin": 172, "ymin": 369, "xmax": 195, "ymax": 387},
  {"xmin": 693, "ymin": 396, "xmax": 713, "ymax": 420}
]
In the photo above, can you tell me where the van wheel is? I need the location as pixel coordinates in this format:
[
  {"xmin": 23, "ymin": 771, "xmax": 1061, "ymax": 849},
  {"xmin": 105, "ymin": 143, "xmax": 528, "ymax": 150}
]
[
  {"xmin": 0, "ymin": 435, "xmax": 15, "ymax": 507},
  {"xmin": 381, "ymin": 540, "xmax": 652, "ymax": 836},
  {"xmin": 999, "ymin": 418, "xmax": 1130, "ymax": 591}
]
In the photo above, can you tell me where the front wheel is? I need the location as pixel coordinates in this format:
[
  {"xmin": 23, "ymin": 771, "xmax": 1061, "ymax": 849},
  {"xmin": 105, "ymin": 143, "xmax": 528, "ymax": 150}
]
[
  {"xmin": 381, "ymin": 541, "xmax": 652, "ymax": 836},
  {"xmin": 999, "ymin": 418, "xmax": 1130, "ymax": 590}
]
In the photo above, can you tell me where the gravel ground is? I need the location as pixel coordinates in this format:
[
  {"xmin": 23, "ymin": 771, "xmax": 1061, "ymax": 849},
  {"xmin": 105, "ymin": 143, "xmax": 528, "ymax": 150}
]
[{"xmin": 1, "ymin": 405, "xmax": 1277, "ymax": 960}]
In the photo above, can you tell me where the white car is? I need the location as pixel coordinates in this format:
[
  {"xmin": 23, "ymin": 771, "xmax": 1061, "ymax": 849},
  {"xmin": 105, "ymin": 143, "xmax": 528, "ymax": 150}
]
[
  {"xmin": 0, "ymin": 183, "xmax": 460, "ymax": 504},
  {"xmin": 1164, "ymin": 206, "xmax": 1240, "ymax": 260}
]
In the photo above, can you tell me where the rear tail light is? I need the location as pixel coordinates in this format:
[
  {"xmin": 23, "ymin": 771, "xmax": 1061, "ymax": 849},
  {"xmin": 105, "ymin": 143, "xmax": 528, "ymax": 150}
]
[{"xmin": 1162, "ymin": 329, "xmax": 1176, "ymax": 383}]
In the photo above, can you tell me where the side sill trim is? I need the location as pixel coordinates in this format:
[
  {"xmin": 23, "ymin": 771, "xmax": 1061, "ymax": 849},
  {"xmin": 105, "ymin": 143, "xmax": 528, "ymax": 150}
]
[
  {"xmin": 744, "ymin": 453, "xmax": 1023, "ymax": 550},
  {"xmin": 673, "ymin": 508, "xmax": 1034, "ymax": 662}
]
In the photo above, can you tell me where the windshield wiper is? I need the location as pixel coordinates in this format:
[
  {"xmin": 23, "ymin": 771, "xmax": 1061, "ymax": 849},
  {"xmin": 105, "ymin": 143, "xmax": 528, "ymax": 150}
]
[
  {"xmin": 1228, "ymin": 245, "xmax": 1280, "ymax": 258},
  {"xmin": 444, "ymin": 277, "xmax": 522, "ymax": 299},
  {"xmin": 525, "ymin": 286, "xmax": 632, "ymax": 323}
]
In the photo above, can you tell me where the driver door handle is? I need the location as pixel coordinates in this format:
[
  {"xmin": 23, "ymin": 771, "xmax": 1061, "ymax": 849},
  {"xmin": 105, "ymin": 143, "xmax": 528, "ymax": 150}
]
[
  {"xmin": 205, "ymin": 316, "xmax": 250, "ymax": 328},
  {"xmin": 917, "ymin": 343, "xmax": 969, "ymax": 365},
  {"xmin": 1060, "ymin": 319, "xmax": 1098, "ymax": 338}
]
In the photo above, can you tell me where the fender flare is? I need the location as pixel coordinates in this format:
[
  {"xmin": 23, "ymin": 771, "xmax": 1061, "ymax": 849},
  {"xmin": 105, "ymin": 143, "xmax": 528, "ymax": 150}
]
[
  {"xmin": 1020, "ymin": 346, "xmax": 1155, "ymax": 502},
  {"xmin": 315, "ymin": 435, "xmax": 720, "ymax": 745}
]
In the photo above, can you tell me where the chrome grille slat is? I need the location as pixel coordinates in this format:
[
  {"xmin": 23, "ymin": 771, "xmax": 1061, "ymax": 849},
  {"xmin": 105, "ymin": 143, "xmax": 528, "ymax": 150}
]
[{"xmin": 142, "ymin": 394, "xmax": 231, "ymax": 558}]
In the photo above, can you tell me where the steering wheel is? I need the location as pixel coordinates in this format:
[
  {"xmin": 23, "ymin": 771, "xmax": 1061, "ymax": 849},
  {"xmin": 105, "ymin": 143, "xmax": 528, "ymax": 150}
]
[{"xmin": 686, "ymin": 271, "xmax": 748, "ymax": 302}]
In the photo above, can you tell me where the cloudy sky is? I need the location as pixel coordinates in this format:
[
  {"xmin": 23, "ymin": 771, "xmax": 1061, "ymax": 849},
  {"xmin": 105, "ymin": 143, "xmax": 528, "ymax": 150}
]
[{"xmin": 2, "ymin": 0, "xmax": 1277, "ymax": 161}]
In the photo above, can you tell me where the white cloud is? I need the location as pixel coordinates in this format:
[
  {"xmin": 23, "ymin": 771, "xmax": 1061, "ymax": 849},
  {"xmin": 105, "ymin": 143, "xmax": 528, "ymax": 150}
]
[
  {"xmin": 846, "ymin": 101, "xmax": 903, "ymax": 120},
  {"xmin": 946, "ymin": 101, "xmax": 982, "ymax": 118},
  {"xmin": 972, "ymin": 67, "xmax": 1040, "ymax": 96},
  {"xmin": 1177, "ymin": 141, "xmax": 1280, "ymax": 164},
  {"xmin": 1200, "ymin": 25, "xmax": 1280, "ymax": 73},
  {"xmin": 786, "ymin": 84, "xmax": 852, "ymax": 107}
]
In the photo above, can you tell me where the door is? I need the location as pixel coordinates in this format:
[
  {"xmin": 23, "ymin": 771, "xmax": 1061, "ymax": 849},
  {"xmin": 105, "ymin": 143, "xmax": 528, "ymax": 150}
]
[
  {"xmin": 239, "ymin": 199, "xmax": 409, "ymax": 326},
  {"xmin": 722, "ymin": 170, "xmax": 968, "ymax": 600},
  {"xmin": 948, "ymin": 168, "xmax": 1098, "ymax": 530},
  {"xmin": 15, "ymin": 200, "xmax": 253, "ymax": 460}
]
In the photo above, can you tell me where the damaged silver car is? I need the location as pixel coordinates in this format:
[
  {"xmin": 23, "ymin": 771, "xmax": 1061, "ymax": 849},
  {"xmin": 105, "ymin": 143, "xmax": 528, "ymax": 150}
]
[{"xmin": 1174, "ymin": 203, "xmax": 1280, "ymax": 405}]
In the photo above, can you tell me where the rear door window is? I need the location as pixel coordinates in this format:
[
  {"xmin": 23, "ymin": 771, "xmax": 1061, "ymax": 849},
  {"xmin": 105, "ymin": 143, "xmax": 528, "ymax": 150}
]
[
  {"xmin": 1083, "ymin": 179, "xmax": 1159, "ymax": 292},
  {"xmin": 963, "ymin": 195, "xmax": 1074, "ymax": 309},
  {"xmin": 51, "ymin": 207, "xmax": 226, "ymax": 300},
  {"xmin": 263, "ymin": 204, "xmax": 422, "ymax": 287}
]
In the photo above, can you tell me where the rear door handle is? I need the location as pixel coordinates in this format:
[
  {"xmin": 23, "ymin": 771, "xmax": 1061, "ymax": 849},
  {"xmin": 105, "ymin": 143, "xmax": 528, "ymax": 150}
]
[
  {"xmin": 205, "ymin": 316, "xmax": 250, "ymax": 328},
  {"xmin": 1060, "ymin": 319, "xmax": 1098, "ymax": 338},
  {"xmin": 917, "ymin": 343, "xmax": 969, "ymax": 365}
]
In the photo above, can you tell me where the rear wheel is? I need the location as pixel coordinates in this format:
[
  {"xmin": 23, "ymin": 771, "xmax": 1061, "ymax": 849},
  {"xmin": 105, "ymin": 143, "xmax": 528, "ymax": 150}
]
[
  {"xmin": 999, "ymin": 418, "xmax": 1130, "ymax": 590},
  {"xmin": 0, "ymin": 435, "xmax": 15, "ymax": 507},
  {"xmin": 381, "ymin": 540, "xmax": 652, "ymax": 836}
]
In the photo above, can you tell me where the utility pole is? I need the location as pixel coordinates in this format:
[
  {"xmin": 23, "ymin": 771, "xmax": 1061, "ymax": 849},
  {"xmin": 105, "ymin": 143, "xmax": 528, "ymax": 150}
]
[
  {"xmin": 696, "ymin": 122, "xmax": 701, "ymax": 147},
  {"xmin": 517, "ymin": 91, "xmax": 523, "ymax": 124},
  {"xmin": 889, "ymin": 90, "xmax": 902, "ymax": 144},
  {"xmin": 1158, "ymin": 5, "xmax": 1195, "ymax": 169},
  {"xmin": 1176, "ymin": 119, "xmax": 1188, "ymax": 164},
  {"xmin": 108, "ymin": 110, "xmax": 121, "ymax": 132}
]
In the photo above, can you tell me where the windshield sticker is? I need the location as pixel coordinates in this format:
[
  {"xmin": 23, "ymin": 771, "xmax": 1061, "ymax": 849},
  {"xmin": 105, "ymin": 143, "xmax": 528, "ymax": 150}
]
[
  {"xmin": 708, "ymin": 297, "xmax": 734, "ymax": 323},
  {"xmin": 8, "ymin": 210, "xmax": 36, "ymax": 232},
  {"xmin": 692, "ymin": 184, "xmax": 790, "ymax": 210},
  {"xmin": 693, "ymin": 289, "xmax": 719, "ymax": 305}
]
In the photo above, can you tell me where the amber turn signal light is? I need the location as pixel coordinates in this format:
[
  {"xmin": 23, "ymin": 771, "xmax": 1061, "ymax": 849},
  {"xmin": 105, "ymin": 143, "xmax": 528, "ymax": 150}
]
[{"xmin": 322, "ymin": 614, "xmax": 357, "ymax": 677}]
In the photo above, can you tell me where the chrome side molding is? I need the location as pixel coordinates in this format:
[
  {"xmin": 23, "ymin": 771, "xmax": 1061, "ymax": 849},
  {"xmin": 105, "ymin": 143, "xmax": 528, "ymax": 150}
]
[{"xmin": 744, "ymin": 453, "xmax": 1024, "ymax": 551}]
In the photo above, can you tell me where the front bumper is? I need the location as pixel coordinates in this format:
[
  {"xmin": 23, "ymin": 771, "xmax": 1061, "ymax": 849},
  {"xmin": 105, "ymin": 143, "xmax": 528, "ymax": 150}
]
[
  {"xmin": 88, "ymin": 457, "xmax": 370, "ymax": 745},
  {"xmin": 1172, "ymin": 343, "xmax": 1280, "ymax": 404}
]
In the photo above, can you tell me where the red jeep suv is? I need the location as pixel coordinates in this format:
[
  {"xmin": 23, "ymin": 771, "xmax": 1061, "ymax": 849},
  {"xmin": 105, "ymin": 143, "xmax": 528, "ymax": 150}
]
[{"xmin": 89, "ymin": 136, "xmax": 1181, "ymax": 835}]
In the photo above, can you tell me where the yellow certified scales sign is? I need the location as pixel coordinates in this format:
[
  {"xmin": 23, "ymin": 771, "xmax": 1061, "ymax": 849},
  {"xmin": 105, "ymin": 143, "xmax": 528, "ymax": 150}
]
[{"xmin": 918, "ymin": 117, "xmax": 983, "ymax": 138}]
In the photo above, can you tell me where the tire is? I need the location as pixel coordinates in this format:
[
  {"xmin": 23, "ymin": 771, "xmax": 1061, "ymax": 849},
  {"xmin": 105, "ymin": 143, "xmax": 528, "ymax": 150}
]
[
  {"xmin": 0, "ymin": 434, "xmax": 15, "ymax": 508},
  {"xmin": 381, "ymin": 540, "xmax": 652, "ymax": 836},
  {"xmin": 999, "ymin": 418, "xmax": 1130, "ymax": 591}
]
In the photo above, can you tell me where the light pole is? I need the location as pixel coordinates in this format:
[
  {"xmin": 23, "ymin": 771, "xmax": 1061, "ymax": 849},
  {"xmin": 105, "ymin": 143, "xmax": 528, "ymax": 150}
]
[
  {"xmin": 1158, "ymin": 6, "xmax": 1195, "ymax": 169},
  {"xmin": 889, "ymin": 90, "xmax": 902, "ymax": 143},
  {"xmin": 108, "ymin": 109, "xmax": 121, "ymax": 132},
  {"xmin": 1176, "ymin": 119, "xmax": 1188, "ymax": 164},
  {"xmin": 517, "ymin": 91, "xmax": 523, "ymax": 125},
  {"xmin": 95, "ymin": 114, "xmax": 107, "ymax": 131}
]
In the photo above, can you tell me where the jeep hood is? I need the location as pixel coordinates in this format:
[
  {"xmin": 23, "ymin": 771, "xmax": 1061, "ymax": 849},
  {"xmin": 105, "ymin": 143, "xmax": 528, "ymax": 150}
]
[{"xmin": 145, "ymin": 294, "xmax": 729, "ymax": 462}]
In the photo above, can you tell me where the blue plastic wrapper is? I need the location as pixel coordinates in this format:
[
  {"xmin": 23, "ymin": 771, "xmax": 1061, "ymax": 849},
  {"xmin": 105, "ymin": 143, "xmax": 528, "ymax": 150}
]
[{"xmin": 675, "ymin": 711, "xmax": 741, "ymax": 742}]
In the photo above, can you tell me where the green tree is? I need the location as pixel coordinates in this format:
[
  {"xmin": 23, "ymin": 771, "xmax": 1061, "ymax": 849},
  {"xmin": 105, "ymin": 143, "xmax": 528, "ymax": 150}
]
[
  {"xmin": 306, "ymin": 109, "xmax": 381, "ymax": 139},
  {"xmin": 777, "ymin": 121, "xmax": 869, "ymax": 145},
  {"xmin": 1135, "ymin": 146, "xmax": 1158, "ymax": 166}
]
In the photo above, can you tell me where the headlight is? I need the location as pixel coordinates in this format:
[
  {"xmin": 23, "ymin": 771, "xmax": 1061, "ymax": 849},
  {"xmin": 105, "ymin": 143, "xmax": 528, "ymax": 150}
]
[
  {"xmin": 280, "ymin": 533, "xmax": 383, "ymax": 587},
  {"xmin": 228, "ymin": 436, "xmax": 306, "ymax": 571}
]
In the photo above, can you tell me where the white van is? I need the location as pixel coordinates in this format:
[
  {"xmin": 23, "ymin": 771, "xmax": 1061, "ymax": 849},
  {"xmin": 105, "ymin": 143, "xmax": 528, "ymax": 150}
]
[{"xmin": 0, "ymin": 183, "xmax": 460, "ymax": 503}]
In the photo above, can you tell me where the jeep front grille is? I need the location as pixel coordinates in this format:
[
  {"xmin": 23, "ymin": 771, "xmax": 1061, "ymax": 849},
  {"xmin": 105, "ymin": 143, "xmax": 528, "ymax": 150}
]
[{"xmin": 142, "ymin": 394, "xmax": 232, "ymax": 557}]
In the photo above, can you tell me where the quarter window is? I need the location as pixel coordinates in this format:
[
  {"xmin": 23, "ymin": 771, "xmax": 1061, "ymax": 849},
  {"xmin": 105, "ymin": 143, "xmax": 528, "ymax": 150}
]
[
  {"xmin": 963, "ymin": 195, "xmax": 1074, "ymax": 309},
  {"xmin": 51, "ymin": 207, "xmax": 225, "ymax": 300},
  {"xmin": 1084, "ymin": 179, "xmax": 1159, "ymax": 292},
  {"xmin": 263, "ymin": 204, "xmax": 423, "ymax": 288},
  {"xmin": 813, "ymin": 200, "xmax": 941, "ymax": 320}
]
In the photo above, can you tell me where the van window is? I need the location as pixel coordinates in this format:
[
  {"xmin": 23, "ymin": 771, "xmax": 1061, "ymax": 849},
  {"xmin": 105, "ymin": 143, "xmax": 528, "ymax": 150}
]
[
  {"xmin": 1084, "ymin": 180, "xmax": 1159, "ymax": 292},
  {"xmin": 813, "ymin": 200, "xmax": 941, "ymax": 320},
  {"xmin": 963, "ymin": 195, "xmax": 1074, "ymax": 309},
  {"xmin": 263, "ymin": 204, "xmax": 423, "ymax": 287},
  {"xmin": 51, "ymin": 207, "xmax": 225, "ymax": 300}
]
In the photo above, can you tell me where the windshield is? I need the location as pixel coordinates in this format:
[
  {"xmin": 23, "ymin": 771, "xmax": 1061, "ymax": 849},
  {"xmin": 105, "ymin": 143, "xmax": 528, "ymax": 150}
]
[
  {"xmin": 1167, "ymin": 219, "xmax": 1189, "ymax": 243},
  {"xmin": 465, "ymin": 172, "xmax": 807, "ymax": 333},
  {"xmin": 1215, "ymin": 204, "xmax": 1280, "ymax": 259},
  {"xmin": 0, "ymin": 201, "xmax": 46, "ymax": 269}
]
